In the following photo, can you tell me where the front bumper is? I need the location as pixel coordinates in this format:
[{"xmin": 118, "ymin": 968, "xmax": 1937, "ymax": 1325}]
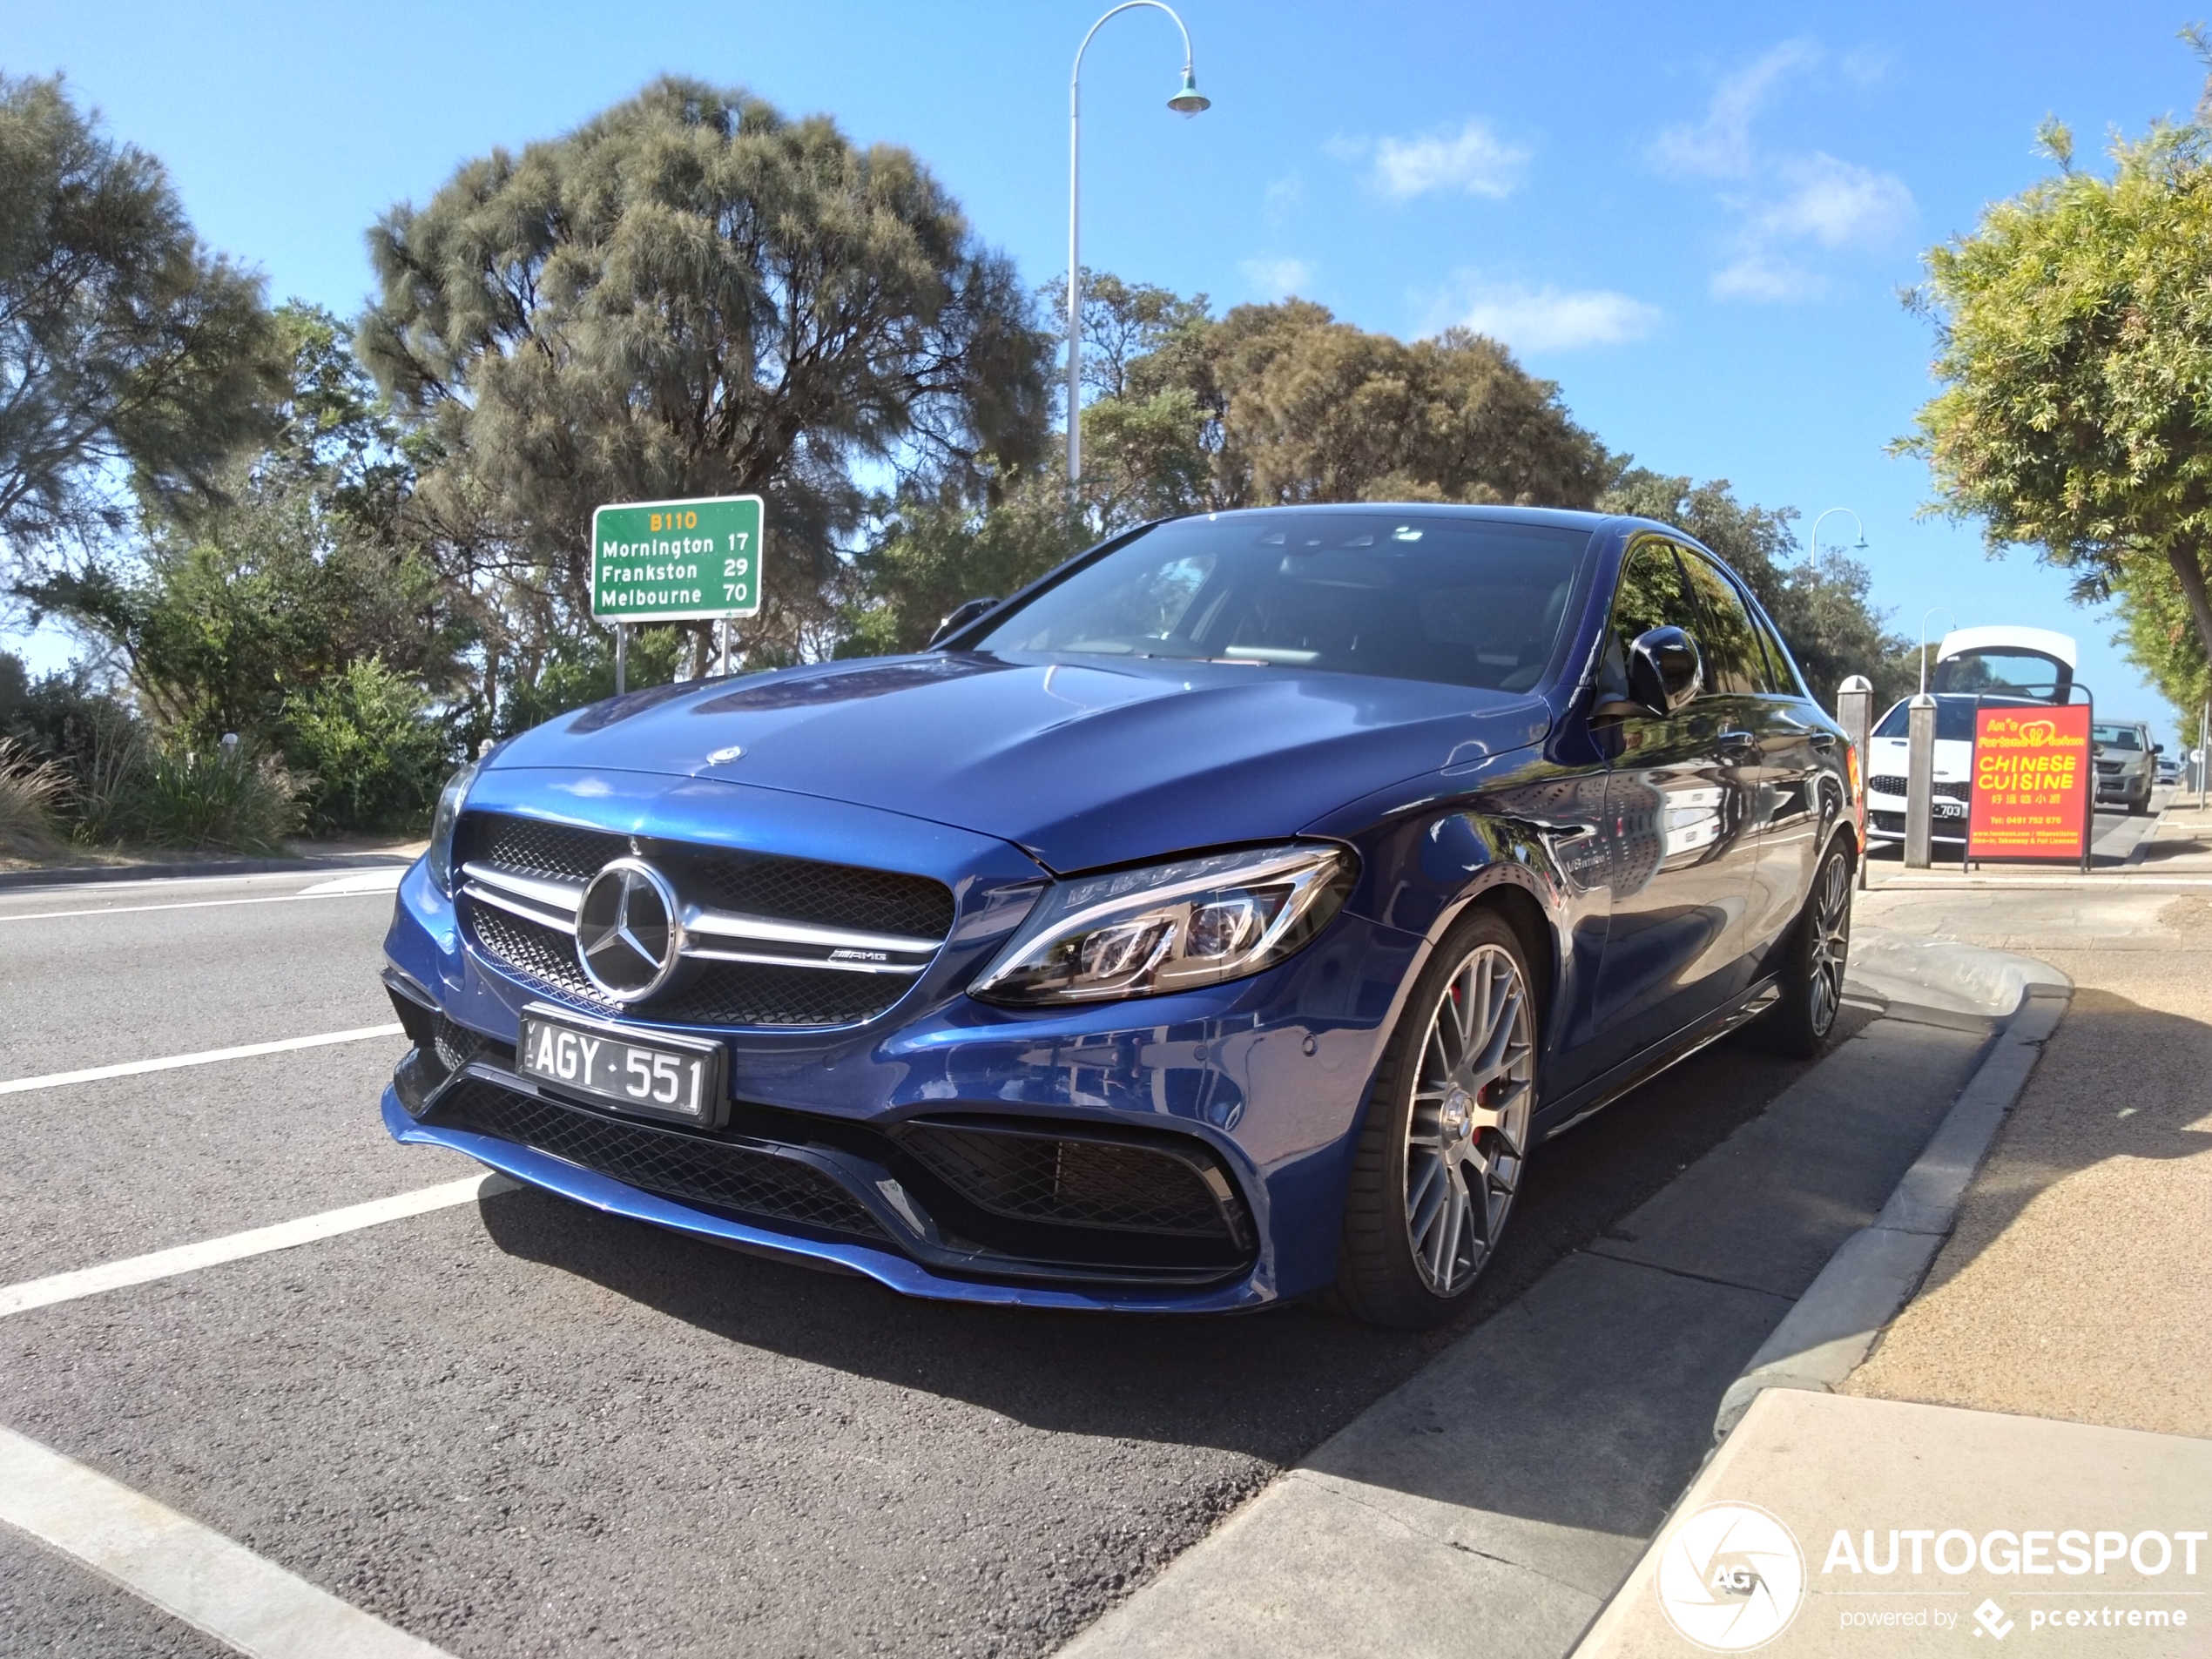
[
  {"xmin": 384, "ymin": 1087, "xmax": 1278, "ymax": 1313},
  {"xmin": 1865, "ymin": 803, "xmax": 1969, "ymax": 844},
  {"xmin": 382, "ymin": 831, "xmax": 1416, "ymax": 1312}
]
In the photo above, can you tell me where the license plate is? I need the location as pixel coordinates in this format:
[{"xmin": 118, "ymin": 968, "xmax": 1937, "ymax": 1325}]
[
  {"xmin": 1934, "ymin": 799, "xmax": 1967, "ymax": 819},
  {"xmin": 517, "ymin": 1007, "xmax": 725, "ymax": 1127}
]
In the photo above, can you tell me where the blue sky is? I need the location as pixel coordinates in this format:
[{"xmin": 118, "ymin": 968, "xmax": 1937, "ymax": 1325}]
[{"xmin": 10, "ymin": 0, "xmax": 2206, "ymax": 745}]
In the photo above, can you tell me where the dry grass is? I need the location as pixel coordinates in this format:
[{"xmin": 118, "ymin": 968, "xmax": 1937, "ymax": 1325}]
[{"xmin": 0, "ymin": 738, "xmax": 68, "ymax": 857}]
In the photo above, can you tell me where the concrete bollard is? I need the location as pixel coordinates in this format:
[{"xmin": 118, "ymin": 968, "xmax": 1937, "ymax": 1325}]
[
  {"xmin": 1836, "ymin": 675, "xmax": 1873, "ymax": 887},
  {"xmin": 1905, "ymin": 692, "xmax": 1938, "ymax": 869}
]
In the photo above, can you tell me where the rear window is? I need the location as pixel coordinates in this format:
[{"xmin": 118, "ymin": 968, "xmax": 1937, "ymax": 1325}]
[
  {"xmin": 1931, "ymin": 648, "xmax": 2070, "ymax": 701},
  {"xmin": 970, "ymin": 513, "xmax": 1590, "ymax": 692}
]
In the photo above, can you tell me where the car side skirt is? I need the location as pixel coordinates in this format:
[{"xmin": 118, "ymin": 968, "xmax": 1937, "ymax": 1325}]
[{"xmin": 1534, "ymin": 974, "xmax": 1782, "ymax": 1142}]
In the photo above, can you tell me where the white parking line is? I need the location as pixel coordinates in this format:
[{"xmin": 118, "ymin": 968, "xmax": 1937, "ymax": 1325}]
[
  {"xmin": 0, "ymin": 1025, "xmax": 406, "ymax": 1097},
  {"xmin": 0, "ymin": 887, "xmax": 395, "ymax": 923},
  {"xmin": 0, "ymin": 1423, "xmax": 455, "ymax": 1657},
  {"xmin": 0, "ymin": 1173, "xmax": 514, "ymax": 1318}
]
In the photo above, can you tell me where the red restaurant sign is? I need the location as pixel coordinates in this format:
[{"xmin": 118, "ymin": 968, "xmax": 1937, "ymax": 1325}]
[{"xmin": 1966, "ymin": 703, "xmax": 2092, "ymax": 861}]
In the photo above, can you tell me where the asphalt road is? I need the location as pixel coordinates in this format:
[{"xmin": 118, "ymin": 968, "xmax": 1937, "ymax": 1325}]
[{"xmin": 0, "ymin": 867, "xmax": 1876, "ymax": 1658}]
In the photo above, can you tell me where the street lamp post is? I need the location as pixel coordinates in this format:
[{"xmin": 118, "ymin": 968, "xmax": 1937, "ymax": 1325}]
[
  {"xmin": 1067, "ymin": 3, "xmax": 1208, "ymax": 484},
  {"xmin": 1807, "ymin": 507, "xmax": 1866, "ymax": 573}
]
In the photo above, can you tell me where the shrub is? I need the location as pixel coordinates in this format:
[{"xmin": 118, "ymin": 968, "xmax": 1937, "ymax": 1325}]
[
  {"xmin": 109, "ymin": 740, "xmax": 302, "ymax": 853},
  {"xmin": 494, "ymin": 627, "xmax": 690, "ymax": 738},
  {"xmin": 281, "ymin": 656, "xmax": 454, "ymax": 834},
  {"xmin": 0, "ymin": 737, "xmax": 68, "ymax": 857}
]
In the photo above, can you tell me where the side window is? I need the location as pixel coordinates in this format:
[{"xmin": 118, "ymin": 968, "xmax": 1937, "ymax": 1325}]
[
  {"xmin": 1610, "ymin": 540, "xmax": 1697, "ymax": 648},
  {"xmin": 1749, "ymin": 604, "xmax": 1805, "ymax": 698},
  {"xmin": 1678, "ymin": 550, "xmax": 1764, "ymax": 696}
]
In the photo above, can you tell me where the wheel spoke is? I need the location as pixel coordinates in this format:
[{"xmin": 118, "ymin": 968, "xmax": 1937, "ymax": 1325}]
[{"xmin": 1435, "ymin": 1171, "xmax": 1467, "ymax": 1291}]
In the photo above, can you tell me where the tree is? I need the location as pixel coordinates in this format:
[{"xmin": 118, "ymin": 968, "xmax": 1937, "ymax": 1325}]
[
  {"xmin": 18, "ymin": 304, "xmax": 467, "ymax": 754},
  {"xmin": 1898, "ymin": 54, "xmax": 2212, "ymax": 716},
  {"xmin": 838, "ymin": 473, "xmax": 1088, "ymax": 658},
  {"xmin": 0, "ymin": 74, "xmax": 280, "ymax": 554},
  {"xmin": 1598, "ymin": 469, "xmax": 1919, "ymax": 709},
  {"xmin": 2114, "ymin": 553, "xmax": 2209, "ymax": 725},
  {"xmin": 1108, "ymin": 297, "xmax": 1614, "ymax": 514},
  {"xmin": 358, "ymin": 77, "xmax": 1053, "ymax": 680}
]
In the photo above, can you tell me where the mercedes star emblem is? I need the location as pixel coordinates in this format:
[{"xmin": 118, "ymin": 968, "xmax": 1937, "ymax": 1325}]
[{"xmin": 575, "ymin": 857, "xmax": 682, "ymax": 1002}]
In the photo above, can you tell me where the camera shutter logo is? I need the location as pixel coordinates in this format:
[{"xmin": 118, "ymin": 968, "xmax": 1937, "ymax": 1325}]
[{"xmin": 1656, "ymin": 1501, "xmax": 1806, "ymax": 1651}]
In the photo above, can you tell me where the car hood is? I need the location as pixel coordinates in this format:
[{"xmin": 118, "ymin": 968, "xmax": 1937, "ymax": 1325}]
[{"xmin": 489, "ymin": 652, "xmax": 1551, "ymax": 872}]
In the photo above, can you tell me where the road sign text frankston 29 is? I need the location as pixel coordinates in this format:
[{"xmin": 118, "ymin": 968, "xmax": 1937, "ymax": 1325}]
[{"xmin": 590, "ymin": 495, "xmax": 763, "ymax": 623}]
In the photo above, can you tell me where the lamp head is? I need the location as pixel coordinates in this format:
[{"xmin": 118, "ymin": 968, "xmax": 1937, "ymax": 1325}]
[{"xmin": 1168, "ymin": 67, "xmax": 1211, "ymax": 116}]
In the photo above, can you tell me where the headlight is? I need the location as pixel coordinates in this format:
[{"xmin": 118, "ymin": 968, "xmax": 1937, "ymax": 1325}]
[
  {"xmin": 969, "ymin": 843, "xmax": 1356, "ymax": 1007},
  {"xmin": 425, "ymin": 759, "xmax": 480, "ymax": 896}
]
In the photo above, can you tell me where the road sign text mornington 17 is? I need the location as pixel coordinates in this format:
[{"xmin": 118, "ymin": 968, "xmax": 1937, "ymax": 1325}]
[
  {"xmin": 1966, "ymin": 702, "xmax": 2092, "ymax": 863},
  {"xmin": 590, "ymin": 496, "xmax": 764, "ymax": 623}
]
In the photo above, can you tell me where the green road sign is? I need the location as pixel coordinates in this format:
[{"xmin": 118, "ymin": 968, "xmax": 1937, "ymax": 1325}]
[{"xmin": 590, "ymin": 494, "xmax": 764, "ymax": 622}]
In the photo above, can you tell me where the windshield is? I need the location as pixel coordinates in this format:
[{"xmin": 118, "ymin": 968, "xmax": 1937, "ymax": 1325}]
[
  {"xmin": 1873, "ymin": 695, "xmax": 2010, "ymax": 742},
  {"xmin": 2093, "ymin": 725, "xmax": 2144, "ymax": 750},
  {"xmin": 969, "ymin": 513, "xmax": 1590, "ymax": 692}
]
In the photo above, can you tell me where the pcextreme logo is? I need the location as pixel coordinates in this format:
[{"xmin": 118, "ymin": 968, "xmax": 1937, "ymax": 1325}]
[{"xmin": 1656, "ymin": 1502, "xmax": 1807, "ymax": 1651}]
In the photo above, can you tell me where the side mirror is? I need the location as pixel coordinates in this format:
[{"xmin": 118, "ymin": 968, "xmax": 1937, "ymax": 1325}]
[
  {"xmin": 2154, "ymin": 743, "xmax": 2166, "ymax": 754},
  {"xmin": 928, "ymin": 595, "xmax": 1001, "ymax": 648},
  {"xmin": 1627, "ymin": 625, "xmax": 1703, "ymax": 716}
]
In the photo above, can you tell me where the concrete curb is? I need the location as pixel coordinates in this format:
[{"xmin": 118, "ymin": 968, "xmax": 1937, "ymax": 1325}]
[
  {"xmin": 1710, "ymin": 974, "xmax": 2072, "ymax": 1440},
  {"xmin": 0, "ymin": 852, "xmax": 416, "ymax": 891}
]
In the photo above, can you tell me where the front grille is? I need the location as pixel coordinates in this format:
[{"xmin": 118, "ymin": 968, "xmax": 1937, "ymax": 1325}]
[
  {"xmin": 2096, "ymin": 760, "xmax": 2124, "ymax": 776},
  {"xmin": 1868, "ymin": 775, "xmax": 1967, "ymax": 800},
  {"xmin": 429, "ymin": 1076, "xmax": 885, "ymax": 1238},
  {"xmin": 1870, "ymin": 811, "xmax": 1904, "ymax": 833},
  {"xmin": 894, "ymin": 1122, "xmax": 1241, "ymax": 1241},
  {"xmin": 469, "ymin": 904, "xmax": 907, "ymax": 1027},
  {"xmin": 466, "ymin": 813, "xmax": 954, "ymax": 938},
  {"xmin": 690, "ymin": 853, "xmax": 953, "ymax": 939},
  {"xmin": 476, "ymin": 816, "xmax": 628, "ymax": 882}
]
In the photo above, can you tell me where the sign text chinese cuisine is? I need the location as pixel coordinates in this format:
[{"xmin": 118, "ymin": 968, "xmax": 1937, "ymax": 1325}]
[{"xmin": 1966, "ymin": 704, "xmax": 2091, "ymax": 861}]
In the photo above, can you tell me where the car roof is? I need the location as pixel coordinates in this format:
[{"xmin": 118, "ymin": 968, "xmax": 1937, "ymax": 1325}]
[{"xmin": 1184, "ymin": 502, "xmax": 1622, "ymax": 532}]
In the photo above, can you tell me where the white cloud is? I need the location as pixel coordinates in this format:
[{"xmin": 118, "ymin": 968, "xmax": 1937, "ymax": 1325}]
[
  {"xmin": 1710, "ymin": 255, "xmax": 1822, "ymax": 303},
  {"xmin": 1712, "ymin": 154, "xmax": 1915, "ymax": 303},
  {"xmin": 1649, "ymin": 38, "xmax": 1820, "ymax": 179},
  {"xmin": 1439, "ymin": 278, "xmax": 1660, "ymax": 351},
  {"xmin": 1263, "ymin": 172, "xmax": 1303, "ymax": 226},
  {"xmin": 1361, "ymin": 119, "xmax": 1530, "ymax": 200},
  {"xmin": 1240, "ymin": 255, "xmax": 1316, "ymax": 299},
  {"xmin": 1648, "ymin": 41, "xmax": 1915, "ymax": 304},
  {"xmin": 1764, "ymin": 153, "xmax": 1915, "ymax": 246}
]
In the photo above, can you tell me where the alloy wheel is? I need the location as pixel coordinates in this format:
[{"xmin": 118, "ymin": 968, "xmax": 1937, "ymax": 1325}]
[
  {"xmin": 1807, "ymin": 853, "xmax": 1851, "ymax": 1037},
  {"xmin": 1403, "ymin": 941, "xmax": 1534, "ymax": 1297}
]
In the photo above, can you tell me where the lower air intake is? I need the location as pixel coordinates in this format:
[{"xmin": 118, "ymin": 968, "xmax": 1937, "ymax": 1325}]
[
  {"xmin": 429, "ymin": 1076, "xmax": 885, "ymax": 1239},
  {"xmin": 893, "ymin": 1120, "xmax": 1249, "ymax": 1244}
]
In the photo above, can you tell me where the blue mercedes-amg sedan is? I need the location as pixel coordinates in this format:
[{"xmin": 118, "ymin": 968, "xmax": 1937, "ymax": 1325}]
[{"xmin": 381, "ymin": 504, "xmax": 1856, "ymax": 1327}]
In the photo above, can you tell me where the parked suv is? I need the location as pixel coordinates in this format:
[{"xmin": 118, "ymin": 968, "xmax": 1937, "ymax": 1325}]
[
  {"xmin": 381, "ymin": 506, "xmax": 1855, "ymax": 1328},
  {"xmin": 2093, "ymin": 721, "xmax": 2156, "ymax": 815}
]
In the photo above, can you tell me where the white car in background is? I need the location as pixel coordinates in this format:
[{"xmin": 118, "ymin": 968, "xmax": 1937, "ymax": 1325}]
[{"xmin": 1864, "ymin": 626, "xmax": 2077, "ymax": 853}]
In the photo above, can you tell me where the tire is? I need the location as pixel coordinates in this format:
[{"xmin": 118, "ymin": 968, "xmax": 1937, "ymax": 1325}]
[
  {"xmin": 1746, "ymin": 839, "xmax": 1853, "ymax": 1059},
  {"xmin": 1332, "ymin": 907, "xmax": 1537, "ymax": 1330}
]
